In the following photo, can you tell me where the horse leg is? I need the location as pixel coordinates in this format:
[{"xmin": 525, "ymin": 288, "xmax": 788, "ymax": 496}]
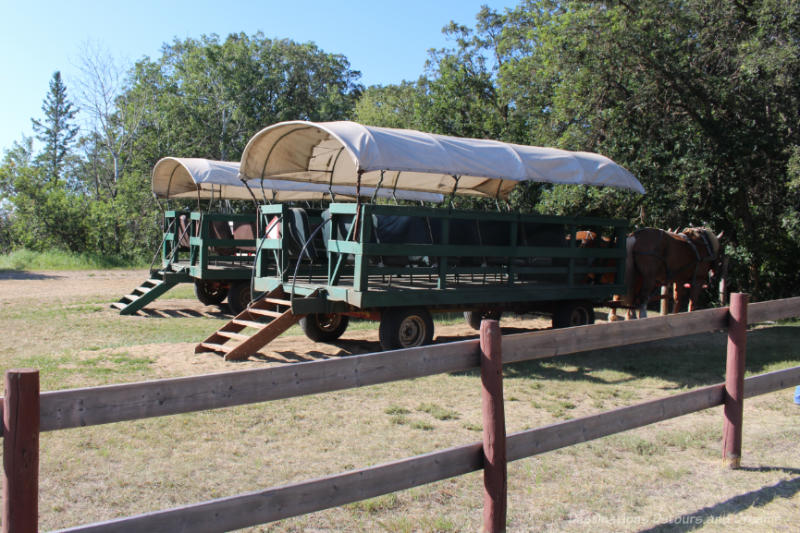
[
  {"xmin": 608, "ymin": 294, "xmax": 621, "ymax": 322},
  {"xmin": 688, "ymin": 283, "xmax": 703, "ymax": 312},
  {"xmin": 636, "ymin": 277, "xmax": 658, "ymax": 319},
  {"xmin": 674, "ymin": 284, "xmax": 690, "ymax": 313},
  {"xmin": 672, "ymin": 283, "xmax": 681, "ymax": 314}
]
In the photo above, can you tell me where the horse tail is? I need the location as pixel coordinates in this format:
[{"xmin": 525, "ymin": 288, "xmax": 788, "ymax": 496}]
[{"xmin": 622, "ymin": 235, "xmax": 637, "ymax": 306}]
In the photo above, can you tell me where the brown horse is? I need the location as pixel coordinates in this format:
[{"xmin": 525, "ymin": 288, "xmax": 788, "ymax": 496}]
[{"xmin": 624, "ymin": 227, "xmax": 722, "ymax": 317}]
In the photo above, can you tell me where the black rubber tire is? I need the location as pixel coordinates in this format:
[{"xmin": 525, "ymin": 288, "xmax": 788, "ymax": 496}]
[
  {"xmin": 464, "ymin": 309, "xmax": 502, "ymax": 331},
  {"xmin": 552, "ymin": 301, "xmax": 596, "ymax": 329},
  {"xmin": 379, "ymin": 307, "xmax": 434, "ymax": 351},
  {"xmin": 300, "ymin": 313, "xmax": 350, "ymax": 342},
  {"xmin": 226, "ymin": 280, "xmax": 252, "ymax": 315},
  {"xmin": 194, "ymin": 280, "xmax": 228, "ymax": 306}
]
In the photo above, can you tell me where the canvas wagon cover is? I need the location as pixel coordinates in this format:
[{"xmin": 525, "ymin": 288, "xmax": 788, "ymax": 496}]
[
  {"xmin": 152, "ymin": 158, "xmax": 251, "ymax": 200},
  {"xmin": 151, "ymin": 157, "xmax": 443, "ymax": 202},
  {"xmin": 238, "ymin": 121, "xmax": 645, "ymax": 198}
]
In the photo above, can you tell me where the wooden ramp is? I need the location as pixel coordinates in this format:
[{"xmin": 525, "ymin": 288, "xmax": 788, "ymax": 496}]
[
  {"xmin": 196, "ymin": 287, "xmax": 307, "ymax": 361},
  {"xmin": 111, "ymin": 270, "xmax": 188, "ymax": 315}
]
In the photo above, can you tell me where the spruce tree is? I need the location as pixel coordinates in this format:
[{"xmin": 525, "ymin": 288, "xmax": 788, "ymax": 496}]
[{"xmin": 31, "ymin": 71, "xmax": 79, "ymax": 184}]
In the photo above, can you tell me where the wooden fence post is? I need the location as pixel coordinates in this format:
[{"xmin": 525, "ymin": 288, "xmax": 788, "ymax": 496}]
[
  {"xmin": 3, "ymin": 369, "xmax": 40, "ymax": 533},
  {"xmin": 723, "ymin": 293, "xmax": 748, "ymax": 469},
  {"xmin": 480, "ymin": 320, "xmax": 507, "ymax": 533}
]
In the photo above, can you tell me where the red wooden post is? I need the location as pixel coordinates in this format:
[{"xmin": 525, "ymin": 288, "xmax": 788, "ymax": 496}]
[
  {"xmin": 722, "ymin": 293, "xmax": 748, "ymax": 469},
  {"xmin": 3, "ymin": 369, "xmax": 40, "ymax": 533},
  {"xmin": 480, "ymin": 319, "xmax": 507, "ymax": 533}
]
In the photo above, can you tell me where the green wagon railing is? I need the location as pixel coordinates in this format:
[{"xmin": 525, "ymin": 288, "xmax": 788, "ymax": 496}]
[{"xmin": 253, "ymin": 203, "xmax": 628, "ymax": 315}]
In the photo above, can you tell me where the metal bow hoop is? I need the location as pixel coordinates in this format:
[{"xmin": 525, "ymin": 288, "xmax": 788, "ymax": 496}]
[
  {"xmin": 248, "ymin": 214, "xmax": 283, "ymax": 309},
  {"xmin": 290, "ymin": 218, "xmax": 332, "ymax": 308}
]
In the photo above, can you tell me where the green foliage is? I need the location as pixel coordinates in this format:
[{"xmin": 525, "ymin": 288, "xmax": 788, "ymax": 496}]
[
  {"xmin": 355, "ymin": 82, "xmax": 426, "ymax": 129},
  {"xmin": 126, "ymin": 33, "xmax": 363, "ymax": 165},
  {"xmin": 0, "ymin": 248, "xmax": 143, "ymax": 270},
  {"xmin": 4, "ymin": 163, "xmax": 89, "ymax": 252}
]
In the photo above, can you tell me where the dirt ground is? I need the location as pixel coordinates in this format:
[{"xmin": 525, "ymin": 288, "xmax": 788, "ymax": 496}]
[{"xmin": 0, "ymin": 268, "xmax": 556, "ymax": 377}]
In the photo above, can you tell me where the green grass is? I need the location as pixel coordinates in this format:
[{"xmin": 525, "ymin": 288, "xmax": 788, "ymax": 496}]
[
  {"xmin": 0, "ymin": 248, "xmax": 147, "ymax": 270},
  {"xmin": 417, "ymin": 403, "xmax": 460, "ymax": 421}
]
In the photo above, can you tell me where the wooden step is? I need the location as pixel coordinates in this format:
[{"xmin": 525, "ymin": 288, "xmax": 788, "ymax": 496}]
[
  {"xmin": 113, "ymin": 274, "xmax": 183, "ymax": 315},
  {"xmin": 260, "ymin": 297, "xmax": 292, "ymax": 306},
  {"xmin": 215, "ymin": 331, "xmax": 250, "ymax": 341},
  {"xmin": 197, "ymin": 342, "xmax": 232, "ymax": 354},
  {"xmin": 196, "ymin": 286, "xmax": 309, "ymax": 360},
  {"xmin": 246, "ymin": 308, "xmax": 283, "ymax": 318},
  {"xmin": 224, "ymin": 310, "xmax": 304, "ymax": 361},
  {"xmin": 232, "ymin": 319, "xmax": 268, "ymax": 329}
]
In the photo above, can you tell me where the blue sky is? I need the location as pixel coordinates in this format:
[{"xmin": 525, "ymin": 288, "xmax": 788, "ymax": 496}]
[{"xmin": 0, "ymin": 0, "xmax": 515, "ymax": 153}]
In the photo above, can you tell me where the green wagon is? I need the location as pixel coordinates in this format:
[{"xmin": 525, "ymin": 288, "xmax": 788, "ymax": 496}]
[
  {"xmin": 197, "ymin": 121, "xmax": 645, "ymax": 359},
  {"xmin": 113, "ymin": 158, "xmax": 261, "ymax": 315},
  {"xmin": 114, "ymin": 156, "xmax": 443, "ymax": 315}
]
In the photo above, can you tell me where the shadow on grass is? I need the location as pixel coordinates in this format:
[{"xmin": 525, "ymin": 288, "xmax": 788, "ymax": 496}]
[
  {"xmin": 208, "ymin": 321, "xmax": 798, "ymax": 385},
  {"xmin": 503, "ymin": 326, "xmax": 800, "ymax": 389},
  {"xmin": 249, "ymin": 350, "xmax": 342, "ymax": 364},
  {"xmin": 641, "ymin": 467, "xmax": 800, "ymax": 532},
  {"xmin": 252, "ymin": 339, "xmax": 385, "ymax": 362},
  {"xmin": 0, "ymin": 270, "xmax": 64, "ymax": 280},
  {"xmin": 138, "ymin": 308, "xmax": 230, "ymax": 319}
]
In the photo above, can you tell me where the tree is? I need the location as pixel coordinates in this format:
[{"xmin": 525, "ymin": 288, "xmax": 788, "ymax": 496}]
[
  {"xmin": 406, "ymin": 0, "xmax": 800, "ymax": 298},
  {"xmin": 31, "ymin": 71, "xmax": 79, "ymax": 185},
  {"xmin": 75, "ymin": 43, "xmax": 151, "ymax": 199},
  {"xmin": 124, "ymin": 33, "xmax": 363, "ymax": 166},
  {"xmin": 355, "ymin": 82, "xmax": 426, "ymax": 129},
  {"xmin": 0, "ymin": 145, "xmax": 88, "ymax": 253}
]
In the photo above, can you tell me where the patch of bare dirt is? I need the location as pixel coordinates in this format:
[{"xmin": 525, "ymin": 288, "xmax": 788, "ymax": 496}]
[
  {"xmin": 83, "ymin": 316, "xmax": 556, "ymax": 379},
  {"xmin": 17, "ymin": 269, "xmax": 558, "ymax": 377},
  {"xmin": 0, "ymin": 269, "xmax": 151, "ymax": 305}
]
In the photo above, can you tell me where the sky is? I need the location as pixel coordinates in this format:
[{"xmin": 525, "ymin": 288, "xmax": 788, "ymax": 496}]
[{"xmin": 0, "ymin": 0, "xmax": 516, "ymax": 154}]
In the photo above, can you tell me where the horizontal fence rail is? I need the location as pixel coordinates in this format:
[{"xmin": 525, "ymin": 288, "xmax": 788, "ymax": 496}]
[
  {"xmin": 11, "ymin": 296, "xmax": 795, "ymax": 435},
  {"xmin": 53, "ymin": 365, "xmax": 800, "ymax": 533}
]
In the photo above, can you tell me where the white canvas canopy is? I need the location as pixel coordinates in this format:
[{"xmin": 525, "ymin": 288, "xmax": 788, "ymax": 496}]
[
  {"xmin": 152, "ymin": 158, "xmax": 252, "ymax": 200},
  {"xmin": 151, "ymin": 157, "xmax": 443, "ymax": 202},
  {"xmin": 239, "ymin": 121, "xmax": 645, "ymax": 198}
]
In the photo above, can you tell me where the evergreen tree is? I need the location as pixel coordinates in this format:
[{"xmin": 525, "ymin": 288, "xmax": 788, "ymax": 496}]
[{"xmin": 31, "ymin": 71, "xmax": 79, "ymax": 184}]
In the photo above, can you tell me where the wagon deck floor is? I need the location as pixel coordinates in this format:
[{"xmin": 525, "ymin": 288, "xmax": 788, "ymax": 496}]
[
  {"xmin": 170, "ymin": 261, "xmax": 254, "ymax": 273},
  {"xmin": 288, "ymin": 273, "xmax": 592, "ymax": 292}
]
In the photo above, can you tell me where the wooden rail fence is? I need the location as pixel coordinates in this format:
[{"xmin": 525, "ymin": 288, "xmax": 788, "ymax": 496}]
[{"xmin": 2, "ymin": 294, "xmax": 799, "ymax": 532}]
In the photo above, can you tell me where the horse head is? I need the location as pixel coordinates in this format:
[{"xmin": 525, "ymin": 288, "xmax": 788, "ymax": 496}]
[{"xmin": 681, "ymin": 226, "xmax": 724, "ymax": 282}]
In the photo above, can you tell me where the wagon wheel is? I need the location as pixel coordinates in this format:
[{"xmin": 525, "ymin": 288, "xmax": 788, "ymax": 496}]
[
  {"xmin": 194, "ymin": 280, "xmax": 228, "ymax": 306},
  {"xmin": 379, "ymin": 307, "xmax": 434, "ymax": 351},
  {"xmin": 464, "ymin": 309, "xmax": 502, "ymax": 331},
  {"xmin": 552, "ymin": 301, "xmax": 595, "ymax": 329},
  {"xmin": 226, "ymin": 280, "xmax": 252, "ymax": 315},
  {"xmin": 300, "ymin": 313, "xmax": 350, "ymax": 342}
]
